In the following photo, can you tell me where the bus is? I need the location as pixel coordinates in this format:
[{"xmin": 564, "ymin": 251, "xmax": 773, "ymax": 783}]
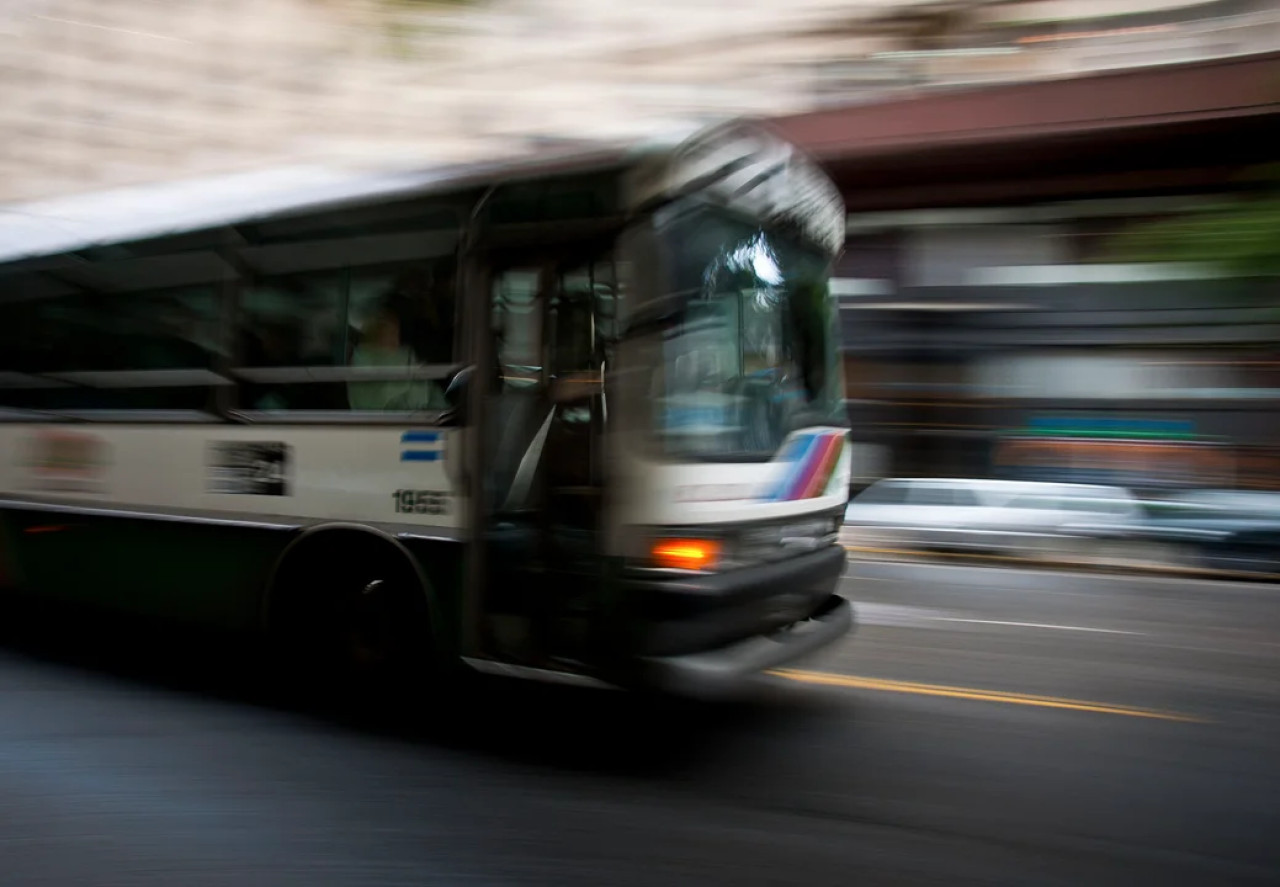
[{"xmin": 0, "ymin": 120, "xmax": 854, "ymax": 698}]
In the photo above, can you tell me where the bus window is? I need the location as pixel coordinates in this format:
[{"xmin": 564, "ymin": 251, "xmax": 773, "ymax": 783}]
[
  {"xmin": 233, "ymin": 207, "xmax": 460, "ymax": 414},
  {"xmin": 492, "ymin": 269, "xmax": 543, "ymax": 389},
  {"xmin": 553, "ymin": 266, "xmax": 598, "ymax": 376},
  {"xmin": 590, "ymin": 259, "xmax": 622, "ymax": 347},
  {"xmin": 347, "ymin": 263, "xmax": 456, "ymax": 411},
  {"xmin": 487, "ymin": 267, "xmax": 547, "ymax": 513},
  {"xmin": 623, "ymin": 207, "xmax": 844, "ymax": 461},
  {"xmin": 0, "ymin": 254, "xmax": 227, "ymax": 413}
]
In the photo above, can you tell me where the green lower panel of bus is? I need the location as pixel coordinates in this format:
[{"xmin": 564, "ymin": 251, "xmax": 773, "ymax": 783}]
[{"xmin": 0, "ymin": 508, "xmax": 283, "ymax": 632}]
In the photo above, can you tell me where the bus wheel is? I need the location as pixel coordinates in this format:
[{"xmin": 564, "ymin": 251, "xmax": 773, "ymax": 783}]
[{"xmin": 269, "ymin": 531, "xmax": 435, "ymax": 707}]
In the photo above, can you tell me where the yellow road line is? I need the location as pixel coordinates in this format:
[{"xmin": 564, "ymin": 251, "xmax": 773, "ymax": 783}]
[
  {"xmin": 770, "ymin": 668, "xmax": 1206, "ymax": 723},
  {"xmin": 846, "ymin": 545, "xmax": 1030, "ymax": 564}
]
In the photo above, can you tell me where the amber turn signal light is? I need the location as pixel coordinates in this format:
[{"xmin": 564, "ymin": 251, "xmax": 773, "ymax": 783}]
[{"xmin": 650, "ymin": 538, "xmax": 721, "ymax": 571}]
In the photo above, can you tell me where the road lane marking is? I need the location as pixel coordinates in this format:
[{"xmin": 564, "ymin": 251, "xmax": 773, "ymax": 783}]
[
  {"xmin": 770, "ymin": 669, "xmax": 1205, "ymax": 722},
  {"xmin": 851, "ymin": 602, "xmax": 952, "ymax": 627},
  {"xmin": 852, "ymin": 602, "xmax": 1143, "ymax": 636},
  {"xmin": 932, "ymin": 617, "xmax": 1141, "ymax": 635}
]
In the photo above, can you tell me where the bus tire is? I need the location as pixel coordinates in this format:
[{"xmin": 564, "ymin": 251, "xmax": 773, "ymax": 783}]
[{"xmin": 266, "ymin": 527, "xmax": 437, "ymax": 707}]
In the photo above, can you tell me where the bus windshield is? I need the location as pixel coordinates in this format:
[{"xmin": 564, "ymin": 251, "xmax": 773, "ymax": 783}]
[{"xmin": 622, "ymin": 203, "xmax": 845, "ymax": 462}]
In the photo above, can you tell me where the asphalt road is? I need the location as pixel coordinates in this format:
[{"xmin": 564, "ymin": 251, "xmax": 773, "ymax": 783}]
[{"xmin": 1, "ymin": 561, "xmax": 1278, "ymax": 886}]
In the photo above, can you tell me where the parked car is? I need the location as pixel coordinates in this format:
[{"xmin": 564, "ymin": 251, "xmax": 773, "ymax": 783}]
[
  {"xmin": 1110, "ymin": 489, "xmax": 1280, "ymax": 574},
  {"xmin": 842, "ymin": 477, "xmax": 1141, "ymax": 555}
]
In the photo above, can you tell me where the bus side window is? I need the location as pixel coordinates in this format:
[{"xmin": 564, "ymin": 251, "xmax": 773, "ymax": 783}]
[
  {"xmin": 233, "ymin": 202, "xmax": 460, "ymax": 414},
  {"xmin": 346, "ymin": 263, "xmax": 455, "ymax": 412},
  {"xmin": 238, "ymin": 274, "xmax": 347, "ymax": 410},
  {"xmin": 0, "ymin": 251, "xmax": 226, "ymax": 413}
]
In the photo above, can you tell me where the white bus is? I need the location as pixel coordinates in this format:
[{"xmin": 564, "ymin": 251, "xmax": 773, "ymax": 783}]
[{"xmin": 0, "ymin": 121, "xmax": 853, "ymax": 698}]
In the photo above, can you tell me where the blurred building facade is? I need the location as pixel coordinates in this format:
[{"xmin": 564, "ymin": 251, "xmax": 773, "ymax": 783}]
[
  {"xmin": 2, "ymin": 0, "xmax": 1278, "ymax": 203},
  {"xmin": 772, "ymin": 49, "xmax": 1280, "ymax": 490}
]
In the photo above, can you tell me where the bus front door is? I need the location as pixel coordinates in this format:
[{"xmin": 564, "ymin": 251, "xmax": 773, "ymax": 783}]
[{"xmin": 476, "ymin": 259, "xmax": 609, "ymax": 671}]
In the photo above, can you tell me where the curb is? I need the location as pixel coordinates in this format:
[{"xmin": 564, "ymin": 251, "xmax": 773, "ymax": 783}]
[{"xmin": 842, "ymin": 545, "xmax": 1274, "ymax": 583}]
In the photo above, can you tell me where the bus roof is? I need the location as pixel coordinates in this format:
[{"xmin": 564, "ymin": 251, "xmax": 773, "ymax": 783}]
[
  {"xmin": 0, "ymin": 142, "xmax": 631, "ymax": 266},
  {"xmin": 0, "ymin": 117, "xmax": 845, "ymax": 265}
]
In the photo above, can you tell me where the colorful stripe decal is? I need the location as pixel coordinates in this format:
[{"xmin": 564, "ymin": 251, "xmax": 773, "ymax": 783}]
[
  {"xmin": 775, "ymin": 434, "xmax": 824, "ymax": 500},
  {"xmin": 796, "ymin": 433, "xmax": 844, "ymax": 499},
  {"xmin": 766, "ymin": 430, "xmax": 847, "ymax": 501}
]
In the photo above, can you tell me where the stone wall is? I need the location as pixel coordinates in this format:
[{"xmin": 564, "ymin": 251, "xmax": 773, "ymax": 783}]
[
  {"xmin": 2, "ymin": 0, "xmax": 1274, "ymax": 203},
  {"xmin": 0, "ymin": 0, "xmax": 884, "ymax": 202}
]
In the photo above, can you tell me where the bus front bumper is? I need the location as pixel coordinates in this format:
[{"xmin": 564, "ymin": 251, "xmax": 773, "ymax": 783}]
[
  {"xmin": 638, "ymin": 592, "xmax": 852, "ymax": 699},
  {"xmin": 625, "ymin": 542, "xmax": 854, "ymax": 698}
]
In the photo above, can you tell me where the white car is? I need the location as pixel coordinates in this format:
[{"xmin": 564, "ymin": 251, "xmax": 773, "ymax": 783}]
[{"xmin": 842, "ymin": 477, "xmax": 1141, "ymax": 555}]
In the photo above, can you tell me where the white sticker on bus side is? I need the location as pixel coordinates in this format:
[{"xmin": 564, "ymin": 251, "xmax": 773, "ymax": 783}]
[{"xmin": 0, "ymin": 424, "xmax": 466, "ymax": 529}]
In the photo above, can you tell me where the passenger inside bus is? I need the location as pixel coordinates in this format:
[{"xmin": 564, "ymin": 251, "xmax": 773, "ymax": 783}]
[{"xmin": 347, "ymin": 262, "xmax": 455, "ymax": 412}]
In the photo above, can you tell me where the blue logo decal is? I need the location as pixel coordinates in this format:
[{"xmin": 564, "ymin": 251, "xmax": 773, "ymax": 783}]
[{"xmin": 400, "ymin": 430, "xmax": 443, "ymax": 462}]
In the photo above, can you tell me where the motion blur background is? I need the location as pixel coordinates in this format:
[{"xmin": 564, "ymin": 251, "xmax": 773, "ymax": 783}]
[
  {"xmin": 4, "ymin": 5, "xmax": 1280, "ymax": 885},
  {"xmin": 6, "ymin": 0, "xmax": 1280, "ymax": 498}
]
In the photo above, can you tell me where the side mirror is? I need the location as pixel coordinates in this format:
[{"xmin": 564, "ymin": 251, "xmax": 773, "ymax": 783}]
[{"xmin": 437, "ymin": 364, "xmax": 474, "ymax": 427}]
